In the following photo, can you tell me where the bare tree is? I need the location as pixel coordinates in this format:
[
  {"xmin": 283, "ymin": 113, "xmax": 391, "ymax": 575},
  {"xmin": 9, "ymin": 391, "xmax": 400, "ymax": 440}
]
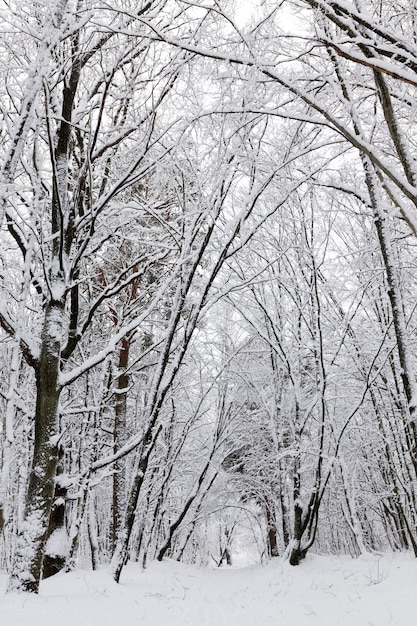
[{"xmin": 2, "ymin": 0, "xmax": 191, "ymax": 592}]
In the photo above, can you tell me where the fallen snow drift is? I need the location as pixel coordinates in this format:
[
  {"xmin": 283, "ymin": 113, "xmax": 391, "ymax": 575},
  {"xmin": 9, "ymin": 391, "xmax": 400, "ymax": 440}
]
[{"xmin": 1, "ymin": 552, "xmax": 416, "ymax": 625}]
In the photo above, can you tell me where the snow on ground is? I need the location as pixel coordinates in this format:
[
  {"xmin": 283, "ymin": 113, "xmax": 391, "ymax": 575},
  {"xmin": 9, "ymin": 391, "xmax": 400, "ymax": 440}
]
[{"xmin": 1, "ymin": 552, "xmax": 416, "ymax": 625}]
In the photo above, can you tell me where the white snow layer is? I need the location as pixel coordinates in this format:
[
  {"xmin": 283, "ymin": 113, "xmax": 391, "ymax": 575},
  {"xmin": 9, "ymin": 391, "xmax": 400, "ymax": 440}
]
[{"xmin": 1, "ymin": 552, "xmax": 416, "ymax": 625}]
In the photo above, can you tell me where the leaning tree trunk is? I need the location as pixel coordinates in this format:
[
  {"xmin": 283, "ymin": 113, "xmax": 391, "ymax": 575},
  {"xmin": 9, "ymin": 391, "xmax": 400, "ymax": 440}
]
[
  {"xmin": 8, "ymin": 299, "xmax": 64, "ymax": 593},
  {"xmin": 363, "ymin": 159, "xmax": 417, "ymax": 470},
  {"xmin": 326, "ymin": 49, "xmax": 417, "ymax": 470},
  {"xmin": 110, "ymin": 426, "xmax": 161, "ymax": 583}
]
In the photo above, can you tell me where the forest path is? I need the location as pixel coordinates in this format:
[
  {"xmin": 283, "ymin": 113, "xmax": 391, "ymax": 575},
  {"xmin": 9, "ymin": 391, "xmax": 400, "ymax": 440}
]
[{"xmin": 1, "ymin": 552, "xmax": 415, "ymax": 625}]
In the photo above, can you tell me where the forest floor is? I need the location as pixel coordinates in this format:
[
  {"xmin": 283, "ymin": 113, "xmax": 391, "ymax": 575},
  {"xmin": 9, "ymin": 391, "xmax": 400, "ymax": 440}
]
[{"xmin": 1, "ymin": 551, "xmax": 416, "ymax": 625}]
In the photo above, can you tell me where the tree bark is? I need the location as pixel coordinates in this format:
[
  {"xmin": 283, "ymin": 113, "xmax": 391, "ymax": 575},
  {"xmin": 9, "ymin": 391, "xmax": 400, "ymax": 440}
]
[
  {"xmin": 112, "ymin": 336, "xmax": 130, "ymax": 555},
  {"xmin": 9, "ymin": 299, "xmax": 64, "ymax": 592},
  {"xmin": 42, "ymin": 444, "xmax": 68, "ymax": 579}
]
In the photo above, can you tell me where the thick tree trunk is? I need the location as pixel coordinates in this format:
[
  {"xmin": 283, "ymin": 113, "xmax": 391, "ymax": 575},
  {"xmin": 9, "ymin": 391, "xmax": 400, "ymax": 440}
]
[
  {"xmin": 8, "ymin": 300, "xmax": 64, "ymax": 593},
  {"xmin": 288, "ymin": 451, "xmax": 312, "ymax": 566},
  {"xmin": 289, "ymin": 500, "xmax": 303, "ymax": 566},
  {"xmin": 42, "ymin": 444, "xmax": 68, "ymax": 579}
]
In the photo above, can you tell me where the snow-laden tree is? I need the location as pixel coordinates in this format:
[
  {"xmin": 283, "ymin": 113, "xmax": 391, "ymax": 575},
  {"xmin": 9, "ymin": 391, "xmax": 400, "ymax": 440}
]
[
  {"xmin": 1, "ymin": 0, "xmax": 325, "ymax": 589},
  {"xmin": 143, "ymin": 1, "xmax": 417, "ymax": 464},
  {"xmin": 4, "ymin": 0, "xmax": 417, "ymax": 592},
  {"xmin": 0, "ymin": 0, "xmax": 198, "ymax": 592}
]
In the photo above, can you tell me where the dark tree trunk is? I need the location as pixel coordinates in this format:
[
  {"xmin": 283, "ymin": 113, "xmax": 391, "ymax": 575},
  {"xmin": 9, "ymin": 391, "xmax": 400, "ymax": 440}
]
[
  {"xmin": 9, "ymin": 300, "xmax": 64, "ymax": 592},
  {"xmin": 219, "ymin": 547, "xmax": 232, "ymax": 566},
  {"xmin": 265, "ymin": 501, "xmax": 279, "ymax": 557},
  {"xmin": 112, "ymin": 336, "xmax": 130, "ymax": 555},
  {"xmin": 42, "ymin": 444, "xmax": 68, "ymax": 579},
  {"xmin": 289, "ymin": 501, "xmax": 303, "ymax": 566},
  {"xmin": 88, "ymin": 492, "xmax": 99, "ymax": 570}
]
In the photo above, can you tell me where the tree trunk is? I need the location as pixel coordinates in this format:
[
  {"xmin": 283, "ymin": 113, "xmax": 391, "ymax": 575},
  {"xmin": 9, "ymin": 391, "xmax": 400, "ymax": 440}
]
[
  {"xmin": 42, "ymin": 444, "xmax": 68, "ymax": 579},
  {"xmin": 265, "ymin": 501, "xmax": 279, "ymax": 557},
  {"xmin": 112, "ymin": 336, "xmax": 130, "ymax": 555},
  {"xmin": 110, "ymin": 428, "xmax": 161, "ymax": 583},
  {"xmin": 363, "ymin": 160, "xmax": 417, "ymax": 470},
  {"xmin": 157, "ymin": 462, "xmax": 215, "ymax": 562},
  {"xmin": 289, "ymin": 502, "xmax": 303, "ymax": 566},
  {"xmin": 9, "ymin": 299, "xmax": 64, "ymax": 592},
  {"xmin": 88, "ymin": 491, "xmax": 99, "ymax": 571}
]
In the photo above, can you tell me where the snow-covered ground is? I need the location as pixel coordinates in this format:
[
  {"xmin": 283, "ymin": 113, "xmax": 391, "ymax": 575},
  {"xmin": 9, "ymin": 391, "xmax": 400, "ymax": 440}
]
[{"xmin": 1, "ymin": 552, "xmax": 416, "ymax": 625}]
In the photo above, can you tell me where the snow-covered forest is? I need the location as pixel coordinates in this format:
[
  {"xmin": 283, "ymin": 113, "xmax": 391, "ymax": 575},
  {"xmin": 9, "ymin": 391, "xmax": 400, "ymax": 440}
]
[{"xmin": 2, "ymin": 0, "xmax": 417, "ymax": 602}]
